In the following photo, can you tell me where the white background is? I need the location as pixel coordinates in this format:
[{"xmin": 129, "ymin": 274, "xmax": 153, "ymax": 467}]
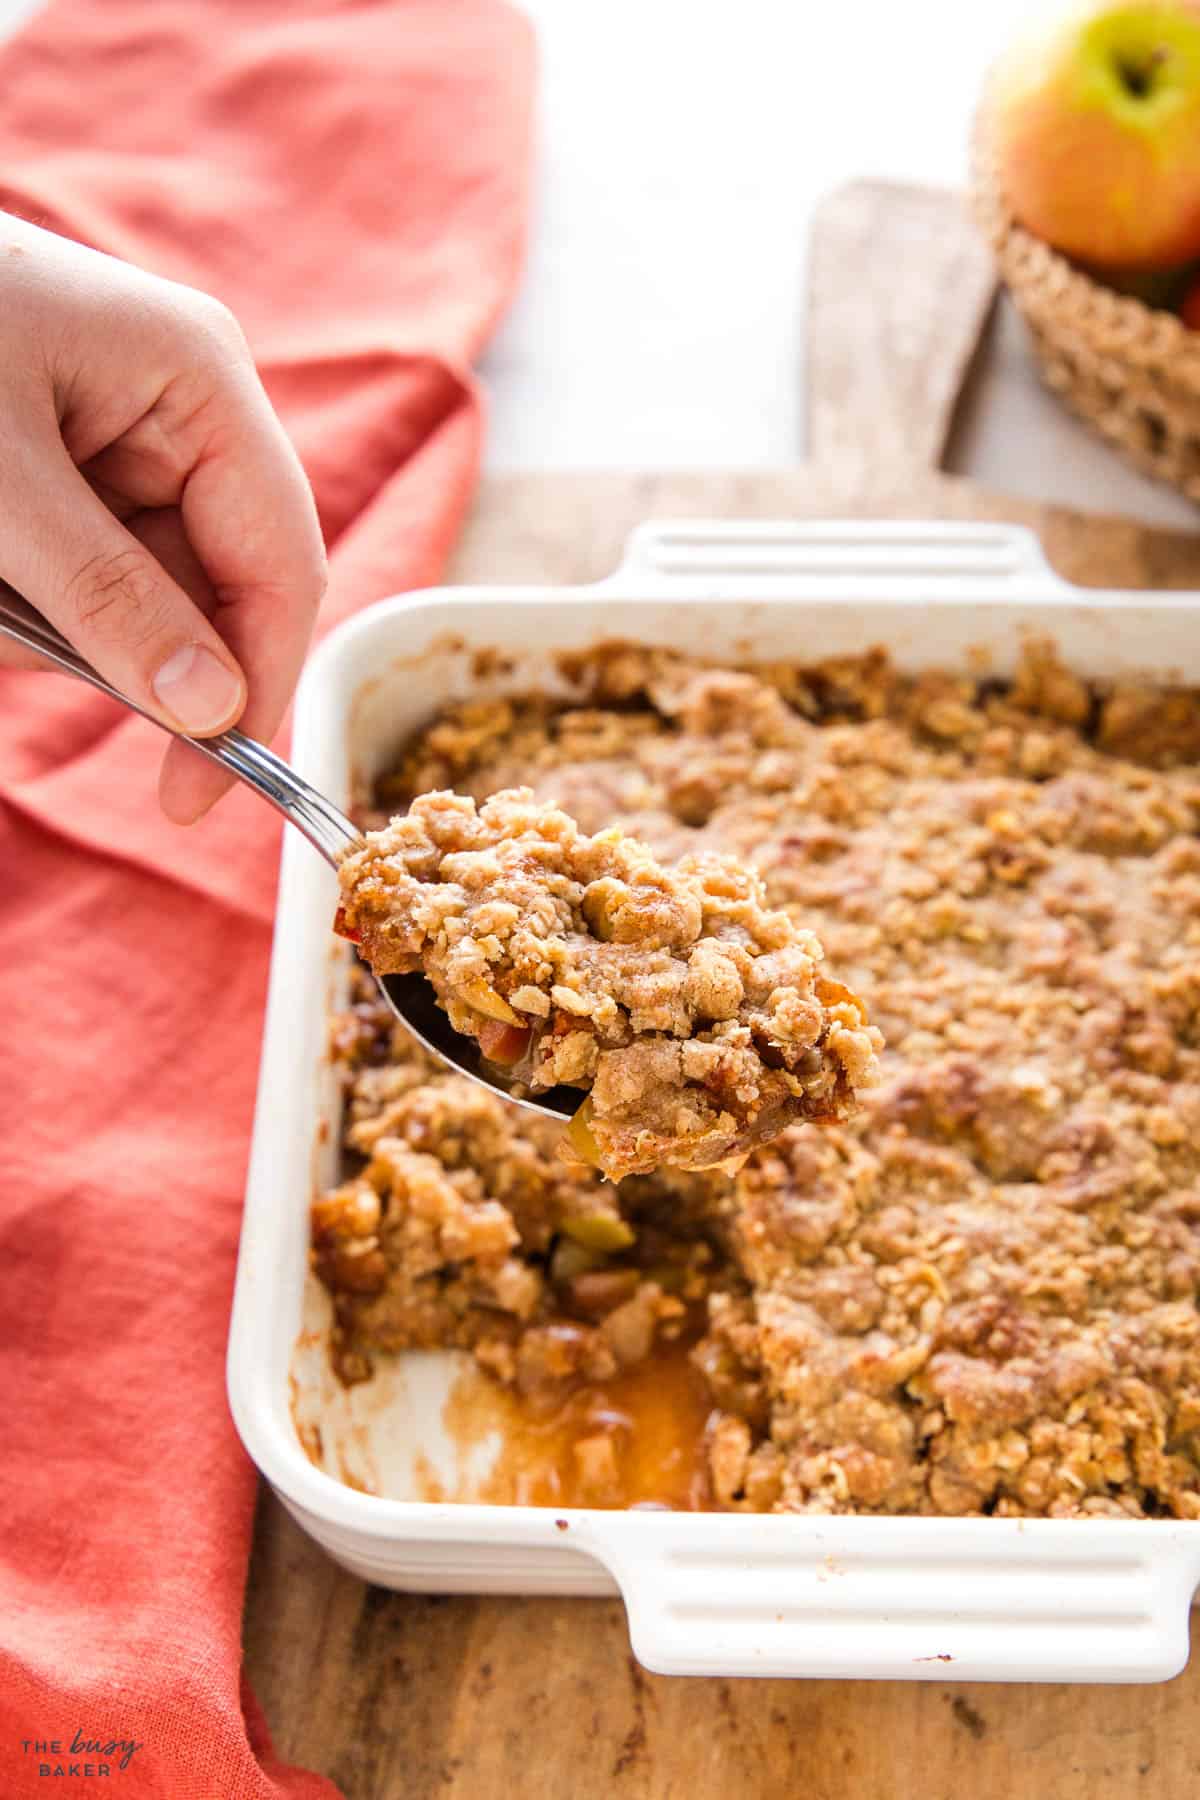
[{"xmin": 1, "ymin": 0, "xmax": 1196, "ymax": 528}]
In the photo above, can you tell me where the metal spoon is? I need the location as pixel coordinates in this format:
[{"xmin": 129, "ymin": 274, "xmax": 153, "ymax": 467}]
[{"xmin": 0, "ymin": 588, "xmax": 577, "ymax": 1120}]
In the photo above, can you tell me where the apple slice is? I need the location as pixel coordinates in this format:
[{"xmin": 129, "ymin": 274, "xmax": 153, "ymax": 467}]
[
  {"xmin": 333, "ymin": 906, "xmax": 361, "ymax": 943},
  {"xmin": 476, "ymin": 1018, "xmax": 531, "ymax": 1066}
]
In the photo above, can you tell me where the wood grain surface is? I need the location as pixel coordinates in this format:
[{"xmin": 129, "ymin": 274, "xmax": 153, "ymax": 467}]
[
  {"xmin": 805, "ymin": 180, "xmax": 997, "ymax": 480},
  {"xmin": 242, "ymin": 182, "xmax": 1200, "ymax": 1799}
]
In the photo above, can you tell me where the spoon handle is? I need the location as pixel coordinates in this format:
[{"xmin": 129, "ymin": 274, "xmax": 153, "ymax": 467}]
[{"xmin": 0, "ymin": 587, "xmax": 359, "ymax": 866}]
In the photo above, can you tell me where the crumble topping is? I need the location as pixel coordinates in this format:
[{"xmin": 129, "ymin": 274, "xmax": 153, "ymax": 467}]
[{"xmin": 312, "ymin": 641, "xmax": 1200, "ymax": 1519}]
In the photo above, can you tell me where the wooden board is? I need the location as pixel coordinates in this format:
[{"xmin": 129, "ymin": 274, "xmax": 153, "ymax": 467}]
[
  {"xmin": 805, "ymin": 179, "xmax": 998, "ymax": 480},
  {"xmin": 242, "ymin": 182, "xmax": 1200, "ymax": 1800}
]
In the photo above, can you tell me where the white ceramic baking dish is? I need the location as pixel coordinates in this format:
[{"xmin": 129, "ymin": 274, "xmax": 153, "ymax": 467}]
[{"xmin": 229, "ymin": 518, "xmax": 1200, "ymax": 1683}]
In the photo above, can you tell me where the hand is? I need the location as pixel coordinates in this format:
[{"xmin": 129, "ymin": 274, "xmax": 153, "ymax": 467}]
[{"xmin": 0, "ymin": 214, "xmax": 326, "ymax": 822}]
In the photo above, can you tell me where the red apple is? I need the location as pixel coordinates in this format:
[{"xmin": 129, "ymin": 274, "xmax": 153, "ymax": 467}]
[
  {"xmin": 991, "ymin": 0, "xmax": 1200, "ymax": 270},
  {"xmin": 1180, "ymin": 269, "xmax": 1200, "ymax": 322}
]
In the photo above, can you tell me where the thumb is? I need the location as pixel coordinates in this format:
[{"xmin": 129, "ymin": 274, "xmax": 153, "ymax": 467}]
[{"xmin": 0, "ymin": 439, "xmax": 247, "ymax": 736}]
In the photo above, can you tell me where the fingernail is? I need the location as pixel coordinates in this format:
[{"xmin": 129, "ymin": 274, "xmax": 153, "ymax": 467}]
[{"xmin": 152, "ymin": 644, "xmax": 243, "ymax": 733}]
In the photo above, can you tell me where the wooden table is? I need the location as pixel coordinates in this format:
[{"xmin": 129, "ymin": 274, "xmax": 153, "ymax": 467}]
[
  {"xmin": 243, "ymin": 186, "xmax": 1200, "ymax": 1799},
  {"xmin": 245, "ymin": 1517, "xmax": 1200, "ymax": 1798}
]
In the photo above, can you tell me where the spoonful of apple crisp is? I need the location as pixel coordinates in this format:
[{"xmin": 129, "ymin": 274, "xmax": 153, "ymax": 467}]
[
  {"xmin": 0, "ymin": 590, "xmax": 880, "ymax": 1178},
  {"xmin": 335, "ymin": 786, "xmax": 881, "ymax": 1180}
]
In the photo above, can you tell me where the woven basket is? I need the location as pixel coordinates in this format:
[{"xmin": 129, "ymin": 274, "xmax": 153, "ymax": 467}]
[{"xmin": 972, "ymin": 99, "xmax": 1200, "ymax": 502}]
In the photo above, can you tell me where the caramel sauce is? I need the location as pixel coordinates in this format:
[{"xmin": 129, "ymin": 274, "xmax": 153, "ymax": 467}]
[
  {"xmin": 438, "ymin": 1338, "xmax": 715, "ymax": 1511},
  {"xmin": 292, "ymin": 1322, "xmax": 716, "ymax": 1508}
]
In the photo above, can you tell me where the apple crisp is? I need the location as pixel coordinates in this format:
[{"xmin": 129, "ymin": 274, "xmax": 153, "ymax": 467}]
[
  {"xmin": 334, "ymin": 788, "xmax": 879, "ymax": 1179},
  {"xmin": 312, "ymin": 641, "xmax": 1200, "ymax": 1519}
]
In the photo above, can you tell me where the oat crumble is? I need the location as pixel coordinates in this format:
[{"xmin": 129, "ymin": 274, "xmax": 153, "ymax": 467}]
[{"xmin": 312, "ymin": 641, "xmax": 1200, "ymax": 1519}]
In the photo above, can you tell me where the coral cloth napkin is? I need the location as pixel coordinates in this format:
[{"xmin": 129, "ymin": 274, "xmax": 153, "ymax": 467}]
[{"xmin": 0, "ymin": 2, "xmax": 534, "ymax": 1795}]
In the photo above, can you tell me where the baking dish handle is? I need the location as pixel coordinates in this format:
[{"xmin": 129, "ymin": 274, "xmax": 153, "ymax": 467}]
[
  {"xmin": 601, "ymin": 519, "xmax": 1070, "ymax": 593},
  {"xmin": 571, "ymin": 1516, "xmax": 1200, "ymax": 1682}
]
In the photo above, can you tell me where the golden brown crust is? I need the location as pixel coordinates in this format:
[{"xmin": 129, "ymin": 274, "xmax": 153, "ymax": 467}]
[{"xmin": 314, "ymin": 640, "xmax": 1200, "ymax": 1519}]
